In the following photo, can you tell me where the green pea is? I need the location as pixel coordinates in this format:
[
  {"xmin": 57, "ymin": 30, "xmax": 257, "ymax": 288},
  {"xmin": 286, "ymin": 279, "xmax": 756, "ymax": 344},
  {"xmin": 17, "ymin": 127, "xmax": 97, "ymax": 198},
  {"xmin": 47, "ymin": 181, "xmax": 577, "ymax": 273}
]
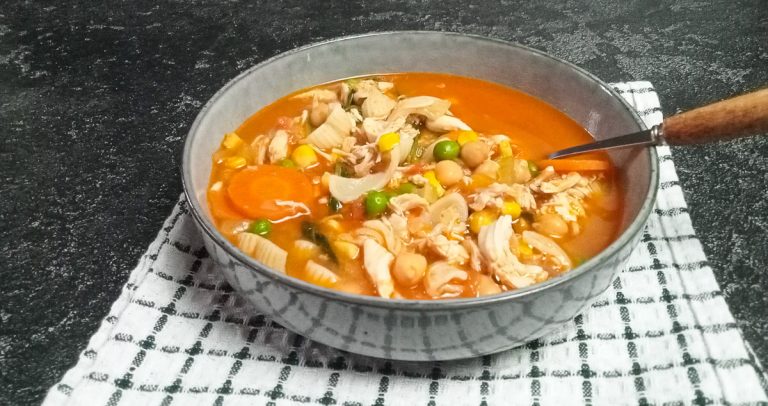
[
  {"xmin": 433, "ymin": 140, "xmax": 460, "ymax": 161},
  {"xmin": 248, "ymin": 219, "xmax": 272, "ymax": 236},
  {"xmin": 328, "ymin": 196, "xmax": 342, "ymax": 213},
  {"xmin": 364, "ymin": 190, "xmax": 389, "ymax": 217},
  {"xmin": 279, "ymin": 158, "xmax": 296, "ymax": 168},
  {"xmin": 396, "ymin": 182, "xmax": 417, "ymax": 194}
]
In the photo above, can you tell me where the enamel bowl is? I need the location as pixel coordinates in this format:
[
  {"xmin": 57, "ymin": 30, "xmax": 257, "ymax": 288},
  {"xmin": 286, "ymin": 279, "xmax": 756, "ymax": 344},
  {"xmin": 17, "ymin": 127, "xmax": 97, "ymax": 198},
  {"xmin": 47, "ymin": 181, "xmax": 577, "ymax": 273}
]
[{"xmin": 182, "ymin": 31, "xmax": 658, "ymax": 361}]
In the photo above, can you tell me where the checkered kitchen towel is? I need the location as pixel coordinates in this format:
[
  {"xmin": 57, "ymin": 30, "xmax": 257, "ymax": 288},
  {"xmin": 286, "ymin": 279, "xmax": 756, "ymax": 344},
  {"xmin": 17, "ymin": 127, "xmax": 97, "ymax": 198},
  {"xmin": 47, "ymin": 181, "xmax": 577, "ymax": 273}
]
[{"xmin": 44, "ymin": 82, "xmax": 768, "ymax": 405}]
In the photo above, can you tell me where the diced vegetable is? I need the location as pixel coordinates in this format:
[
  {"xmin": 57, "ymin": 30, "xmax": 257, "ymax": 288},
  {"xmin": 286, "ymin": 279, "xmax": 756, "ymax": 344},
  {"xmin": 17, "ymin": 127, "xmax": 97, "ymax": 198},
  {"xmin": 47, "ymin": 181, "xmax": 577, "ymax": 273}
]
[
  {"xmin": 527, "ymin": 160, "xmax": 540, "ymax": 176},
  {"xmin": 301, "ymin": 222, "xmax": 337, "ymax": 263},
  {"xmin": 227, "ymin": 165, "xmax": 314, "ymax": 220},
  {"xmin": 469, "ymin": 209, "xmax": 498, "ymax": 234},
  {"xmin": 406, "ymin": 134, "xmax": 425, "ymax": 163},
  {"xmin": 223, "ymin": 156, "xmax": 246, "ymax": 170},
  {"xmin": 469, "ymin": 173, "xmax": 494, "ymax": 190},
  {"xmin": 396, "ymin": 182, "xmax": 417, "ymax": 194},
  {"xmin": 517, "ymin": 242, "xmax": 533, "ymax": 257},
  {"xmin": 498, "ymin": 157, "xmax": 531, "ymax": 184},
  {"xmin": 208, "ymin": 182, "xmax": 246, "ymax": 220},
  {"xmin": 328, "ymin": 196, "xmax": 342, "ymax": 213},
  {"xmin": 329, "ymin": 148, "xmax": 401, "ymax": 203},
  {"xmin": 248, "ymin": 219, "xmax": 272, "ymax": 236},
  {"xmin": 456, "ymin": 130, "xmax": 478, "ymax": 145},
  {"xmin": 499, "ymin": 140, "xmax": 514, "ymax": 157},
  {"xmin": 501, "ymin": 200, "xmax": 522, "ymax": 218},
  {"xmin": 433, "ymin": 140, "xmax": 460, "ymax": 161},
  {"xmin": 364, "ymin": 190, "xmax": 389, "ymax": 217},
  {"xmin": 535, "ymin": 159, "xmax": 610, "ymax": 172},
  {"xmin": 333, "ymin": 162, "xmax": 353, "ymax": 177},
  {"xmin": 222, "ymin": 132, "xmax": 244, "ymax": 149},
  {"xmin": 278, "ymin": 158, "xmax": 296, "ymax": 168},
  {"xmin": 291, "ymin": 144, "xmax": 318, "ymax": 168},
  {"xmin": 422, "ymin": 170, "xmax": 445, "ymax": 200},
  {"xmin": 377, "ymin": 132, "xmax": 400, "ymax": 152}
]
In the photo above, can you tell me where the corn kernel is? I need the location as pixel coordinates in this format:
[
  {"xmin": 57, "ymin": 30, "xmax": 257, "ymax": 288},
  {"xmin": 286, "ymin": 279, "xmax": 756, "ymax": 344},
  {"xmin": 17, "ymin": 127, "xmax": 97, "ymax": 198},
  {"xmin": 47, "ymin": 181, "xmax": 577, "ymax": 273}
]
[
  {"xmin": 501, "ymin": 200, "xmax": 522, "ymax": 218},
  {"xmin": 517, "ymin": 242, "xmax": 533, "ymax": 256},
  {"xmin": 469, "ymin": 209, "xmax": 498, "ymax": 234},
  {"xmin": 222, "ymin": 132, "xmax": 243, "ymax": 149},
  {"xmin": 470, "ymin": 173, "xmax": 494, "ymax": 190},
  {"xmin": 499, "ymin": 141, "xmax": 513, "ymax": 157},
  {"xmin": 223, "ymin": 156, "xmax": 246, "ymax": 169},
  {"xmin": 377, "ymin": 132, "xmax": 400, "ymax": 152},
  {"xmin": 456, "ymin": 131, "xmax": 478, "ymax": 146},
  {"xmin": 423, "ymin": 170, "xmax": 445, "ymax": 199},
  {"xmin": 291, "ymin": 144, "xmax": 318, "ymax": 168}
]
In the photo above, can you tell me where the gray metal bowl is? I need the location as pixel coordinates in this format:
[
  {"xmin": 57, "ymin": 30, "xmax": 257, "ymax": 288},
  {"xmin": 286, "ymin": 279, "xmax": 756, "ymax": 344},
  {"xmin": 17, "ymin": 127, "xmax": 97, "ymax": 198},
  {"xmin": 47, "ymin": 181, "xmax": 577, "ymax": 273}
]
[{"xmin": 182, "ymin": 31, "xmax": 658, "ymax": 361}]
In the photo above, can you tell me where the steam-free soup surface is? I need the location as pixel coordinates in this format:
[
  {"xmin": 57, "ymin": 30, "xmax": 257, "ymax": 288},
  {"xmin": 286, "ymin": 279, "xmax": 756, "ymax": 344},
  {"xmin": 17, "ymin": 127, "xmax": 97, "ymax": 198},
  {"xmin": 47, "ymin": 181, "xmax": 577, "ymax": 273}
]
[{"xmin": 207, "ymin": 73, "xmax": 622, "ymax": 299}]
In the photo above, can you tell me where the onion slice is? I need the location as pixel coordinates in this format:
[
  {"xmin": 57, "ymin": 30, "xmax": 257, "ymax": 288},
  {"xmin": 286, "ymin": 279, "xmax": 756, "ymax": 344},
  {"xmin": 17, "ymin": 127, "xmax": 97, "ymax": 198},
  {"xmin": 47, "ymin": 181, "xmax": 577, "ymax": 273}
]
[{"xmin": 329, "ymin": 147, "xmax": 401, "ymax": 202}]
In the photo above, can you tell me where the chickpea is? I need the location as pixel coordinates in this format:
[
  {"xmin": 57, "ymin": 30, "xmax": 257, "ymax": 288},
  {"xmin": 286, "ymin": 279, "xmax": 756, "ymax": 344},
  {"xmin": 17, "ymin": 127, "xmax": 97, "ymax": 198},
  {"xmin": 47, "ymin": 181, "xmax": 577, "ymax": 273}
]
[
  {"xmin": 392, "ymin": 252, "xmax": 427, "ymax": 287},
  {"xmin": 435, "ymin": 160, "xmax": 463, "ymax": 187},
  {"xmin": 473, "ymin": 160, "xmax": 500, "ymax": 179},
  {"xmin": 460, "ymin": 141, "xmax": 489, "ymax": 169},
  {"xmin": 310, "ymin": 102, "xmax": 330, "ymax": 127},
  {"xmin": 533, "ymin": 213, "xmax": 569, "ymax": 237},
  {"xmin": 476, "ymin": 274, "xmax": 502, "ymax": 296}
]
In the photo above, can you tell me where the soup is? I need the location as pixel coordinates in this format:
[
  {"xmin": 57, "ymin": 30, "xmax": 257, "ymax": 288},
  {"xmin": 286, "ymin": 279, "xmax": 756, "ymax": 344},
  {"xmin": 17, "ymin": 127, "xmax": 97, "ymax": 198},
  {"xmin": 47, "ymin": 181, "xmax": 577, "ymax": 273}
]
[{"xmin": 207, "ymin": 73, "xmax": 622, "ymax": 299}]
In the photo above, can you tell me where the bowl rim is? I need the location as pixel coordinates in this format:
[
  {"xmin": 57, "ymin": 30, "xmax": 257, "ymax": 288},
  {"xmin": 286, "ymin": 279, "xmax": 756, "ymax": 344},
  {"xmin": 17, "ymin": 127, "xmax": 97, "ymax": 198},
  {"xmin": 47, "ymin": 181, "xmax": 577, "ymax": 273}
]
[{"xmin": 182, "ymin": 30, "xmax": 659, "ymax": 310}]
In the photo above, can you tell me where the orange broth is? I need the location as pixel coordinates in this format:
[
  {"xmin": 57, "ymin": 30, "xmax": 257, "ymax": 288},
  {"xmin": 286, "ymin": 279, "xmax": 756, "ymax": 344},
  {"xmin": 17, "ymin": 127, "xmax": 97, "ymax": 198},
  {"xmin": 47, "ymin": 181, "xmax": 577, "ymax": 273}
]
[{"xmin": 207, "ymin": 73, "xmax": 623, "ymax": 299}]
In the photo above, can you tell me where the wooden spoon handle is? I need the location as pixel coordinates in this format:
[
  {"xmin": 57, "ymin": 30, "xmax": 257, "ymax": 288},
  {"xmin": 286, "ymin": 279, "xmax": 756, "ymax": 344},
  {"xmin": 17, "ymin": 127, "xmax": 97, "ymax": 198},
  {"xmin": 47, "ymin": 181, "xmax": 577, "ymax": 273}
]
[{"xmin": 662, "ymin": 88, "xmax": 768, "ymax": 145}]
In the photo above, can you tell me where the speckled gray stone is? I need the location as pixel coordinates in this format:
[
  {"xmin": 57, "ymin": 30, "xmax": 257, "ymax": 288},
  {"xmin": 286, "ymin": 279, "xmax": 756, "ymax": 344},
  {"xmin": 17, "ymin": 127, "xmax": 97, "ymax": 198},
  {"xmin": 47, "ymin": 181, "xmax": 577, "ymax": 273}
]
[{"xmin": 0, "ymin": 1, "xmax": 766, "ymax": 403}]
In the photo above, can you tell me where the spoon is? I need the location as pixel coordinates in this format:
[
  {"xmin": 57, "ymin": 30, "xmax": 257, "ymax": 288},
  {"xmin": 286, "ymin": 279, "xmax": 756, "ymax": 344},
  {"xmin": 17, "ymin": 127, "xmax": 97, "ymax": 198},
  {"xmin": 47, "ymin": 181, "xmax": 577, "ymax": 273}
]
[{"xmin": 548, "ymin": 88, "xmax": 768, "ymax": 159}]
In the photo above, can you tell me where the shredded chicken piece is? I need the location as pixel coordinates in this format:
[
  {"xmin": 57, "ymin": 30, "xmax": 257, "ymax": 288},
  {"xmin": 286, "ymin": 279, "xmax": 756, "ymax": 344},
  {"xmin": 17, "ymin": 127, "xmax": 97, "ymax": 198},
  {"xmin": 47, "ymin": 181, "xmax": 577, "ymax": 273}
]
[
  {"xmin": 424, "ymin": 261, "xmax": 468, "ymax": 298},
  {"xmin": 478, "ymin": 215, "xmax": 547, "ymax": 289},
  {"xmin": 354, "ymin": 217, "xmax": 404, "ymax": 255},
  {"xmin": 426, "ymin": 234, "xmax": 469, "ymax": 264},
  {"xmin": 362, "ymin": 91, "xmax": 396, "ymax": 119},
  {"xmin": 469, "ymin": 182, "xmax": 537, "ymax": 212},
  {"xmin": 363, "ymin": 239, "xmax": 395, "ymax": 298},
  {"xmin": 429, "ymin": 192, "xmax": 469, "ymax": 237},
  {"xmin": 342, "ymin": 143, "xmax": 379, "ymax": 177},
  {"xmin": 347, "ymin": 107, "xmax": 363, "ymax": 124},
  {"xmin": 341, "ymin": 136, "xmax": 358, "ymax": 153},
  {"xmin": 388, "ymin": 193, "xmax": 429, "ymax": 216},
  {"xmin": 388, "ymin": 96, "xmax": 451, "ymax": 121},
  {"xmin": 353, "ymin": 80, "xmax": 393, "ymax": 102},
  {"xmin": 538, "ymin": 172, "xmax": 582, "ymax": 194},
  {"xmin": 528, "ymin": 166, "xmax": 557, "ymax": 190},
  {"xmin": 426, "ymin": 115, "xmax": 472, "ymax": 133},
  {"xmin": 362, "ymin": 116, "xmax": 407, "ymax": 142},
  {"xmin": 462, "ymin": 238, "xmax": 483, "ymax": 273},
  {"xmin": 408, "ymin": 174, "xmax": 429, "ymax": 186},
  {"xmin": 267, "ymin": 130, "xmax": 289, "ymax": 163},
  {"xmin": 537, "ymin": 172, "xmax": 600, "ymax": 234},
  {"xmin": 251, "ymin": 134, "xmax": 270, "ymax": 165},
  {"xmin": 293, "ymin": 88, "xmax": 338, "ymax": 103},
  {"xmin": 388, "ymin": 213, "xmax": 410, "ymax": 242}
]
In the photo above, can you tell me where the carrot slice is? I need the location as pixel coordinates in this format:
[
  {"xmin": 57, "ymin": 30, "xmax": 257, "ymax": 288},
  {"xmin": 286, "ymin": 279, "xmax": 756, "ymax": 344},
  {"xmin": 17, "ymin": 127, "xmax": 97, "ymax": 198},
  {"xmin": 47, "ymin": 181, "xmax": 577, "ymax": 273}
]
[
  {"xmin": 227, "ymin": 165, "xmax": 315, "ymax": 221},
  {"xmin": 536, "ymin": 159, "xmax": 611, "ymax": 172},
  {"xmin": 208, "ymin": 184, "xmax": 247, "ymax": 220}
]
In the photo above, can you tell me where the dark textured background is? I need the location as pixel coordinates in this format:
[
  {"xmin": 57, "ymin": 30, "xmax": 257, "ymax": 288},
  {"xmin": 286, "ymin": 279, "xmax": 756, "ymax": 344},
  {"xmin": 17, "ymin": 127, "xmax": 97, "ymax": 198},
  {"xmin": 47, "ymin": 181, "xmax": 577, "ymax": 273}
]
[{"xmin": 1, "ymin": 0, "xmax": 766, "ymax": 403}]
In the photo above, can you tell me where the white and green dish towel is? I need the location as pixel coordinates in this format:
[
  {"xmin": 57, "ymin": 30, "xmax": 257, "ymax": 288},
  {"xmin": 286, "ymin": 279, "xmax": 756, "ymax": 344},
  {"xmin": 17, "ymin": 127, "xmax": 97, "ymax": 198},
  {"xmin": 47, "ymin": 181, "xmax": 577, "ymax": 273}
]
[{"xmin": 44, "ymin": 82, "xmax": 768, "ymax": 405}]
